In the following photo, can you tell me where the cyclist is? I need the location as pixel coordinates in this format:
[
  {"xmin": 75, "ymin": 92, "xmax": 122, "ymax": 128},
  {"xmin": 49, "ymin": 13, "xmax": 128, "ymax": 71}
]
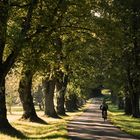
[{"xmin": 100, "ymin": 100, "xmax": 108, "ymax": 121}]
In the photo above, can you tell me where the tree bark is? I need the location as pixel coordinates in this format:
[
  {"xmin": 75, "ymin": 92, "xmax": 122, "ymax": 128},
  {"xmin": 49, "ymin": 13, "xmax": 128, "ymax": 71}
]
[
  {"xmin": 18, "ymin": 68, "xmax": 38, "ymax": 121},
  {"xmin": 124, "ymin": 86, "xmax": 132, "ymax": 115},
  {"xmin": 130, "ymin": 4, "xmax": 140, "ymax": 118},
  {"xmin": 125, "ymin": 96, "xmax": 132, "ymax": 115},
  {"xmin": 0, "ymin": 1, "xmax": 12, "ymax": 128},
  {"xmin": 0, "ymin": 1, "xmax": 9, "ymax": 64},
  {"xmin": 56, "ymin": 73, "xmax": 68, "ymax": 115},
  {"xmin": 127, "ymin": 71, "xmax": 140, "ymax": 117},
  {"xmin": 111, "ymin": 90, "xmax": 117, "ymax": 104},
  {"xmin": 55, "ymin": 81, "xmax": 65, "ymax": 115},
  {"xmin": 0, "ymin": 0, "xmax": 38, "ymax": 128},
  {"xmin": 129, "ymin": 44, "xmax": 140, "ymax": 117},
  {"xmin": 131, "ymin": 92, "xmax": 140, "ymax": 118},
  {"xmin": 118, "ymin": 97, "xmax": 124, "ymax": 110},
  {"xmin": 43, "ymin": 78, "xmax": 58, "ymax": 118},
  {"xmin": 0, "ymin": 77, "xmax": 12, "ymax": 128}
]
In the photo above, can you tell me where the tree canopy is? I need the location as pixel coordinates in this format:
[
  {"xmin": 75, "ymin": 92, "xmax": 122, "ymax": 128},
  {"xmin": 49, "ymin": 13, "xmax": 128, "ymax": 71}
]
[{"xmin": 0, "ymin": 0, "xmax": 140, "ymax": 130}]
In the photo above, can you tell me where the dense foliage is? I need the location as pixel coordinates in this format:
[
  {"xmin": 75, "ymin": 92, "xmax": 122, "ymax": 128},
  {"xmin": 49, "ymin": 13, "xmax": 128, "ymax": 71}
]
[{"xmin": 0, "ymin": 0, "xmax": 139, "ymax": 130}]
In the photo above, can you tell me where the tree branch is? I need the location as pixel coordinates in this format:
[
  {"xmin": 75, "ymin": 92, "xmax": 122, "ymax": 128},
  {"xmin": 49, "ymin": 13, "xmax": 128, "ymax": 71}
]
[
  {"xmin": 59, "ymin": 25, "xmax": 94, "ymax": 33},
  {"xmin": 10, "ymin": 2, "xmax": 31, "ymax": 8},
  {"xmin": 3, "ymin": 0, "xmax": 38, "ymax": 75}
]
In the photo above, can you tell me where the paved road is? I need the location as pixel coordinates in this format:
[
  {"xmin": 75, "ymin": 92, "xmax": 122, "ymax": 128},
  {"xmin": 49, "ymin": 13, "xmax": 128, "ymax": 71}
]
[{"xmin": 67, "ymin": 98, "xmax": 139, "ymax": 140}]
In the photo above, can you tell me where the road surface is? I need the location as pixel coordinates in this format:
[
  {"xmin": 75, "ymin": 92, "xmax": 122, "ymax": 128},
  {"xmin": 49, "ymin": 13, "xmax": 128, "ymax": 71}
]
[{"xmin": 68, "ymin": 98, "xmax": 139, "ymax": 140}]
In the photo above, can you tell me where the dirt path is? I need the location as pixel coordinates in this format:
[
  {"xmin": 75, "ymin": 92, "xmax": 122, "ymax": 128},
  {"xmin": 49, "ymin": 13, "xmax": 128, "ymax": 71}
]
[{"xmin": 67, "ymin": 98, "xmax": 139, "ymax": 140}]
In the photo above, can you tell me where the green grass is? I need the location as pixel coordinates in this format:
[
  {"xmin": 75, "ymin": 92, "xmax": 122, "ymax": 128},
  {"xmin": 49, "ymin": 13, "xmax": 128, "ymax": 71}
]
[
  {"xmin": 101, "ymin": 89, "xmax": 111, "ymax": 95},
  {"xmin": 0, "ymin": 114, "xmax": 72, "ymax": 140},
  {"xmin": 108, "ymin": 104, "xmax": 140, "ymax": 138},
  {"xmin": 12, "ymin": 120, "xmax": 69, "ymax": 140},
  {"xmin": 8, "ymin": 106, "xmax": 41, "ymax": 112},
  {"xmin": 1, "ymin": 101, "xmax": 91, "ymax": 140}
]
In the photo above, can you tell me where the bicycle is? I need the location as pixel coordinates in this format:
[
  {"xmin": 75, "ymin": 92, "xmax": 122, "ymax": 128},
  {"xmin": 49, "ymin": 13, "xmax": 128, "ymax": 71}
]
[{"xmin": 102, "ymin": 110, "xmax": 107, "ymax": 122}]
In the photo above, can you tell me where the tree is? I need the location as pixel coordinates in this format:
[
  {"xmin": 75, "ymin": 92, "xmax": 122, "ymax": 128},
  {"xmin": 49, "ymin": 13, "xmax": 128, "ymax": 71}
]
[
  {"xmin": 17, "ymin": 45, "xmax": 43, "ymax": 122},
  {"xmin": 43, "ymin": 75, "xmax": 58, "ymax": 118},
  {"xmin": 55, "ymin": 70, "xmax": 68, "ymax": 115},
  {"xmin": 111, "ymin": 0, "xmax": 140, "ymax": 117},
  {"xmin": 40, "ymin": 0, "xmax": 99, "ymax": 116},
  {"xmin": 18, "ymin": 66, "xmax": 37, "ymax": 121},
  {"xmin": 0, "ymin": 0, "xmax": 39, "ymax": 128}
]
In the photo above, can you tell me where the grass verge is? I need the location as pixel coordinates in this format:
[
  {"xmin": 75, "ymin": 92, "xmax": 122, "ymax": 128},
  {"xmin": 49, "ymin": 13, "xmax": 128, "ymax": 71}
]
[
  {"xmin": 108, "ymin": 103, "xmax": 140, "ymax": 138},
  {"xmin": 0, "ymin": 100, "xmax": 91, "ymax": 140}
]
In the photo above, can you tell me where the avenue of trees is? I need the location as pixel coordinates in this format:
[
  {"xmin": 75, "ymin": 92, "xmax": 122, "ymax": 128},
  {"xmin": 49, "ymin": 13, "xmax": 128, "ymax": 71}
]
[{"xmin": 0, "ymin": 0, "xmax": 140, "ymax": 130}]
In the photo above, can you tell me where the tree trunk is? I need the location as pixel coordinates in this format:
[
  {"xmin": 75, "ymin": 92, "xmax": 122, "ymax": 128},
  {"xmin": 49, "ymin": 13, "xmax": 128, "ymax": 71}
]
[
  {"xmin": 126, "ymin": 61, "xmax": 140, "ymax": 117},
  {"xmin": 18, "ymin": 68, "xmax": 38, "ymax": 121},
  {"xmin": 125, "ymin": 96, "xmax": 132, "ymax": 115},
  {"xmin": 111, "ymin": 90, "xmax": 117, "ymax": 104},
  {"xmin": 128, "ymin": 78, "xmax": 140, "ymax": 117},
  {"xmin": 0, "ymin": 1, "xmax": 12, "ymax": 129},
  {"xmin": 118, "ymin": 96, "xmax": 124, "ymax": 110},
  {"xmin": 55, "ymin": 81, "xmax": 65, "ymax": 115},
  {"xmin": 0, "ymin": 1, "xmax": 9, "ymax": 64},
  {"xmin": 56, "ymin": 73, "xmax": 68, "ymax": 115},
  {"xmin": 43, "ymin": 78, "xmax": 58, "ymax": 118},
  {"xmin": 0, "ymin": 77, "xmax": 11, "ymax": 128},
  {"xmin": 131, "ymin": 4, "xmax": 140, "ymax": 118},
  {"xmin": 131, "ymin": 92, "xmax": 140, "ymax": 118},
  {"xmin": 0, "ymin": 0, "xmax": 39, "ymax": 127},
  {"xmin": 124, "ymin": 89, "xmax": 132, "ymax": 115}
]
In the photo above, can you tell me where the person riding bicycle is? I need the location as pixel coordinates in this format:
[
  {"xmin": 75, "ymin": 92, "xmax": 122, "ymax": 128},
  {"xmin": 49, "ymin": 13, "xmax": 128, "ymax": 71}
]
[{"xmin": 100, "ymin": 100, "xmax": 108, "ymax": 120}]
